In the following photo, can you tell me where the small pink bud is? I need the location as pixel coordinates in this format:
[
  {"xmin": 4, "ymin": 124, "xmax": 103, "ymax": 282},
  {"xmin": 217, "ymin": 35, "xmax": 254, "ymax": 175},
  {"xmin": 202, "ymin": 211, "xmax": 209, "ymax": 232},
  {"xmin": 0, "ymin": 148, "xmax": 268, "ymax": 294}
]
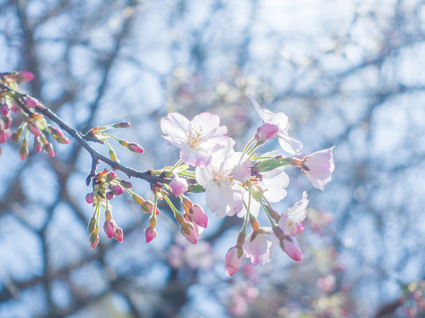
[
  {"xmin": 85, "ymin": 192, "xmax": 95, "ymax": 204},
  {"xmin": 119, "ymin": 180, "xmax": 132, "ymax": 189},
  {"xmin": 18, "ymin": 71, "xmax": 34, "ymax": 83},
  {"xmin": 170, "ymin": 177, "xmax": 188, "ymax": 196},
  {"xmin": 255, "ymin": 122, "xmax": 279, "ymax": 141},
  {"xmin": 0, "ymin": 130, "xmax": 9, "ymax": 144},
  {"xmin": 106, "ymin": 171, "xmax": 116, "ymax": 182},
  {"xmin": 49, "ymin": 126, "xmax": 64, "ymax": 137},
  {"xmin": 127, "ymin": 142, "xmax": 144, "ymax": 154},
  {"xmin": 181, "ymin": 223, "xmax": 198, "ymax": 244},
  {"xmin": 189, "ymin": 204, "xmax": 208, "ymax": 228},
  {"xmin": 11, "ymin": 104, "xmax": 19, "ymax": 113},
  {"xmin": 103, "ymin": 219, "xmax": 117, "ymax": 239},
  {"xmin": 110, "ymin": 184, "xmax": 124, "ymax": 195},
  {"xmin": 114, "ymin": 227, "xmax": 124, "ymax": 243},
  {"xmin": 279, "ymin": 236, "xmax": 303, "ymax": 262},
  {"xmin": 43, "ymin": 142, "xmax": 55, "ymax": 157},
  {"xmin": 28, "ymin": 123, "xmax": 40, "ymax": 137},
  {"xmin": 24, "ymin": 97, "xmax": 39, "ymax": 108},
  {"xmin": 55, "ymin": 135, "xmax": 70, "ymax": 144},
  {"xmin": 145, "ymin": 226, "xmax": 158, "ymax": 243},
  {"xmin": 19, "ymin": 140, "xmax": 28, "ymax": 160},
  {"xmin": 225, "ymin": 246, "xmax": 244, "ymax": 276},
  {"xmin": 106, "ymin": 191, "xmax": 114, "ymax": 200},
  {"xmin": 90, "ymin": 233, "xmax": 99, "ymax": 248},
  {"xmin": 1, "ymin": 105, "xmax": 9, "ymax": 116},
  {"xmin": 34, "ymin": 137, "xmax": 41, "ymax": 152}
]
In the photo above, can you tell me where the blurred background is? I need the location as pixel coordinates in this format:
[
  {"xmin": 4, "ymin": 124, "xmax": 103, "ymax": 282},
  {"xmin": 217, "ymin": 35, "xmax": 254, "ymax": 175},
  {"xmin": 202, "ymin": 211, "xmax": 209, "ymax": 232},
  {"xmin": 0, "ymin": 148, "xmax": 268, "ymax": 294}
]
[{"xmin": 1, "ymin": 0, "xmax": 425, "ymax": 317}]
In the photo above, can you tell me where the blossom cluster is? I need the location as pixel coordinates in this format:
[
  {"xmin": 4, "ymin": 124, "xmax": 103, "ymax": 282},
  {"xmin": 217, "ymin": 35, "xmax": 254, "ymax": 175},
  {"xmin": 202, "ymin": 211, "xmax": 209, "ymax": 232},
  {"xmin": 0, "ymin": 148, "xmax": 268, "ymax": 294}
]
[
  {"xmin": 160, "ymin": 95, "xmax": 335, "ymax": 276},
  {"xmin": 1, "ymin": 70, "xmax": 334, "ymax": 276}
]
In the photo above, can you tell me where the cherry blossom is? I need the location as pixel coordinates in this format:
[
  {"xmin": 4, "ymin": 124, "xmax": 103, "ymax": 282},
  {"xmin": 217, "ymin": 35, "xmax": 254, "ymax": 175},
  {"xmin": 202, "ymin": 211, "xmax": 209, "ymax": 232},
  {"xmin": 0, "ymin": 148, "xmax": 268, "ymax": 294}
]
[
  {"xmin": 249, "ymin": 95, "xmax": 303, "ymax": 155},
  {"xmin": 196, "ymin": 139, "xmax": 251, "ymax": 217},
  {"xmin": 161, "ymin": 112, "xmax": 229, "ymax": 166},
  {"xmin": 301, "ymin": 147, "xmax": 335, "ymax": 191},
  {"xmin": 278, "ymin": 191, "xmax": 309, "ymax": 236},
  {"xmin": 244, "ymin": 228, "xmax": 276, "ymax": 266}
]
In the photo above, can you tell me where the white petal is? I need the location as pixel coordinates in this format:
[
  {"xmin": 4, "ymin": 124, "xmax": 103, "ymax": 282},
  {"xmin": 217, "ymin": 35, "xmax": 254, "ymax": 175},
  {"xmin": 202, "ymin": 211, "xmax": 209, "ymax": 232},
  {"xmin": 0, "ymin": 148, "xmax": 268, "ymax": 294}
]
[
  {"xmin": 160, "ymin": 113, "xmax": 189, "ymax": 142},
  {"xmin": 278, "ymin": 134, "xmax": 303, "ymax": 156}
]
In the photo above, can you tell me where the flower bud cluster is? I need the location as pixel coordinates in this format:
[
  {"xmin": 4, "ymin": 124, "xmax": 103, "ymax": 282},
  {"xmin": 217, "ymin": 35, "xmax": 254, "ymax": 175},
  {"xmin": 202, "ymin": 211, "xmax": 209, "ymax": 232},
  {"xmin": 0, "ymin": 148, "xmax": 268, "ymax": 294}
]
[
  {"xmin": 0, "ymin": 71, "xmax": 69, "ymax": 159},
  {"xmin": 85, "ymin": 170, "xmax": 131, "ymax": 247},
  {"xmin": 85, "ymin": 122, "xmax": 144, "ymax": 165}
]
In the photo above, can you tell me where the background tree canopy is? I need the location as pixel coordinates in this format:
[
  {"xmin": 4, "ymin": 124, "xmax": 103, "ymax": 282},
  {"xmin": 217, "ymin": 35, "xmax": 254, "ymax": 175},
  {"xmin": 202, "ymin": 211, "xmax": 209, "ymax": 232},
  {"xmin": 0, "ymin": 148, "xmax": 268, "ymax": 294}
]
[{"xmin": 1, "ymin": 0, "xmax": 425, "ymax": 317}]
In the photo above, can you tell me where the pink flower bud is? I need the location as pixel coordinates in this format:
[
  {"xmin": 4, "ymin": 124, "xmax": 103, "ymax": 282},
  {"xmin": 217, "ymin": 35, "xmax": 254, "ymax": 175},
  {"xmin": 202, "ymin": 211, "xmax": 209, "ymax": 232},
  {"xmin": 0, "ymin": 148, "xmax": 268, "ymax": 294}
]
[
  {"xmin": 114, "ymin": 227, "xmax": 124, "ymax": 243},
  {"xmin": 18, "ymin": 71, "xmax": 34, "ymax": 83},
  {"xmin": 119, "ymin": 180, "xmax": 132, "ymax": 189},
  {"xmin": 103, "ymin": 219, "xmax": 117, "ymax": 239},
  {"xmin": 28, "ymin": 123, "xmax": 40, "ymax": 137},
  {"xmin": 1, "ymin": 105, "xmax": 9, "ymax": 116},
  {"xmin": 24, "ymin": 97, "xmax": 39, "ymax": 108},
  {"xmin": 170, "ymin": 176, "xmax": 188, "ymax": 196},
  {"xmin": 106, "ymin": 191, "xmax": 114, "ymax": 200},
  {"xmin": 181, "ymin": 223, "xmax": 198, "ymax": 244},
  {"xmin": 110, "ymin": 184, "xmax": 124, "ymax": 195},
  {"xmin": 106, "ymin": 171, "xmax": 116, "ymax": 182},
  {"xmin": 127, "ymin": 142, "xmax": 144, "ymax": 153},
  {"xmin": 11, "ymin": 103, "xmax": 19, "ymax": 113},
  {"xmin": 254, "ymin": 122, "xmax": 279, "ymax": 141},
  {"xmin": 55, "ymin": 135, "xmax": 70, "ymax": 144},
  {"xmin": 0, "ymin": 130, "xmax": 9, "ymax": 144},
  {"xmin": 43, "ymin": 142, "xmax": 55, "ymax": 157},
  {"xmin": 189, "ymin": 204, "xmax": 208, "ymax": 228},
  {"xmin": 225, "ymin": 246, "xmax": 244, "ymax": 276},
  {"xmin": 19, "ymin": 140, "xmax": 28, "ymax": 160},
  {"xmin": 145, "ymin": 226, "xmax": 158, "ymax": 242},
  {"xmin": 85, "ymin": 192, "xmax": 95, "ymax": 204},
  {"xmin": 279, "ymin": 236, "xmax": 303, "ymax": 262},
  {"xmin": 90, "ymin": 233, "xmax": 99, "ymax": 248}
]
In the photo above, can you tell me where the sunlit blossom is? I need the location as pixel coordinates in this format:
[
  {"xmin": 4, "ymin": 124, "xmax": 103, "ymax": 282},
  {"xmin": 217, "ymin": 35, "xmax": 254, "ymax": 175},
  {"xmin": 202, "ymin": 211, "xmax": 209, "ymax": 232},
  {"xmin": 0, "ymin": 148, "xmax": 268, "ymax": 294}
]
[
  {"xmin": 196, "ymin": 139, "xmax": 251, "ymax": 217},
  {"xmin": 244, "ymin": 228, "xmax": 276, "ymax": 266},
  {"xmin": 302, "ymin": 147, "xmax": 335, "ymax": 191},
  {"xmin": 278, "ymin": 191, "xmax": 309, "ymax": 236},
  {"xmin": 161, "ymin": 112, "xmax": 229, "ymax": 166}
]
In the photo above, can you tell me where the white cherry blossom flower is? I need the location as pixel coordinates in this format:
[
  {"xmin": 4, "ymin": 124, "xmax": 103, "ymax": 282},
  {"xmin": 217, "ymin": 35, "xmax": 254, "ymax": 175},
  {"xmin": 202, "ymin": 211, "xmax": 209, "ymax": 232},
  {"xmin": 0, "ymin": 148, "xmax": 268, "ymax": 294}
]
[
  {"xmin": 301, "ymin": 147, "xmax": 335, "ymax": 191},
  {"xmin": 196, "ymin": 139, "xmax": 251, "ymax": 217},
  {"xmin": 161, "ymin": 112, "xmax": 229, "ymax": 166},
  {"xmin": 244, "ymin": 228, "xmax": 276, "ymax": 266},
  {"xmin": 278, "ymin": 191, "xmax": 309, "ymax": 236}
]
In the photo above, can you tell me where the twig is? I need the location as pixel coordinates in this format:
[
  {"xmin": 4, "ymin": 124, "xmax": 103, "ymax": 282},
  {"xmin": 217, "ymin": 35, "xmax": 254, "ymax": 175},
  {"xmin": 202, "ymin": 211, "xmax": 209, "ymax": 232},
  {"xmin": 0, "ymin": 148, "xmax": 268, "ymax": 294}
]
[{"xmin": 0, "ymin": 82, "xmax": 169, "ymax": 186}]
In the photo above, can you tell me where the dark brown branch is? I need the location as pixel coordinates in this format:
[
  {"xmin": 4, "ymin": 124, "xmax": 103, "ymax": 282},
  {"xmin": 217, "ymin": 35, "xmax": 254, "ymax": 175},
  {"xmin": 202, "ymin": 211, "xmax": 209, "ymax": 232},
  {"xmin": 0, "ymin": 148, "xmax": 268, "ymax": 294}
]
[{"xmin": 0, "ymin": 82, "xmax": 169, "ymax": 186}]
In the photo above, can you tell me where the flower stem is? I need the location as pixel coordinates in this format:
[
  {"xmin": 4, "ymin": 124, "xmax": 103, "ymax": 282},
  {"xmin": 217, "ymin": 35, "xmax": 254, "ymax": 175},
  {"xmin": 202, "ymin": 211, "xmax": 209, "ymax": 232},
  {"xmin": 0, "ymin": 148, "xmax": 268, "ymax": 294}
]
[
  {"xmin": 242, "ymin": 138, "xmax": 256, "ymax": 154},
  {"xmin": 170, "ymin": 159, "xmax": 183, "ymax": 172}
]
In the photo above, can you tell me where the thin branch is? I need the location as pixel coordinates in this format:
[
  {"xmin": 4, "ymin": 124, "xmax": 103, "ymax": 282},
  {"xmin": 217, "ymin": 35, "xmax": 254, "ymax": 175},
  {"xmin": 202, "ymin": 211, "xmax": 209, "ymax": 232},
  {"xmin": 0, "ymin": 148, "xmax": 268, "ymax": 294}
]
[{"xmin": 0, "ymin": 82, "xmax": 169, "ymax": 186}]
